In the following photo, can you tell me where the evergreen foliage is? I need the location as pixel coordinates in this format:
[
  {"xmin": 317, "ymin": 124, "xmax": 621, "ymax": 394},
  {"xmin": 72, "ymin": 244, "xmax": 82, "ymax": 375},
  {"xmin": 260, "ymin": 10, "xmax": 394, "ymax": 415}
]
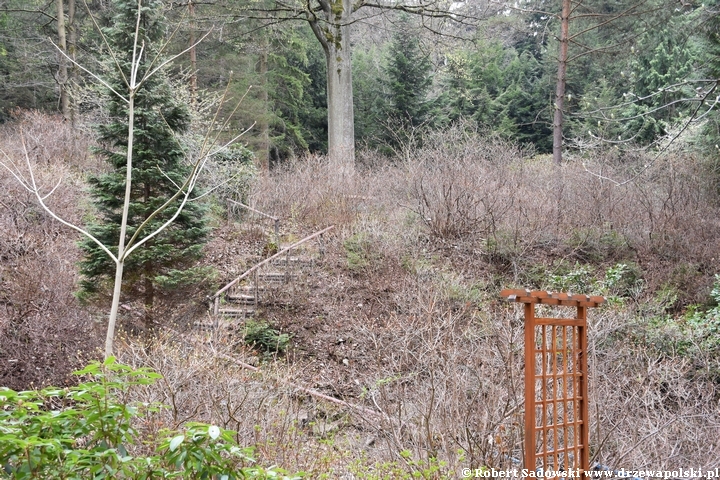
[
  {"xmin": 700, "ymin": 1, "xmax": 720, "ymax": 173},
  {"xmin": 266, "ymin": 30, "xmax": 314, "ymax": 162},
  {"xmin": 295, "ymin": 41, "xmax": 328, "ymax": 153},
  {"xmin": 437, "ymin": 41, "xmax": 552, "ymax": 152},
  {"xmin": 78, "ymin": 0, "xmax": 210, "ymax": 322},
  {"xmin": 627, "ymin": 22, "xmax": 699, "ymax": 144},
  {"xmin": 384, "ymin": 15, "xmax": 433, "ymax": 135},
  {"xmin": 0, "ymin": 0, "xmax": 714, "ymax": 162},
  {"xmin": 0, "ymin": 0, "xmax": 58, "ymax": 121},
  {"xmin": 352, "ymin": 45, "xmax": 388, "ymax": 144}
]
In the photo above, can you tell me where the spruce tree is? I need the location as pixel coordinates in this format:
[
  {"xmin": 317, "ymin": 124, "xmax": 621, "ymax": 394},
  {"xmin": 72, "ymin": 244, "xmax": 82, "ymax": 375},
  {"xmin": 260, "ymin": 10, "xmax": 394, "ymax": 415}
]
[
  {"xmin": 385, "ymin": 15, "xmax": 432, "ymax": 131},
  {"xmin": 700, "ymin": 0, "xmax": 720, "ymax": 178},
  {"xmin": 79, "ymin": 0, "xmax": 209, "ymax": 327}
]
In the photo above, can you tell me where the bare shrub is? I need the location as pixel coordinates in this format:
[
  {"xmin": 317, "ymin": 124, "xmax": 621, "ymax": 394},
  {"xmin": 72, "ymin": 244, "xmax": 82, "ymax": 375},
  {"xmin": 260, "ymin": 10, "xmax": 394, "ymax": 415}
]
[
  {"xmin": 251, "ymin": 155, "xmax": 362, "ymax": 230},
  {"xmin": 240, "ymin": 133, "xmax": 720, "ymax": 474},
  {"xmin": 587, "ymin": 307, "xmax": 720, "ymax": 470},
  {"xmin": 116, "ymin": 331, "xmax": 363, "ymax": 476},
  {"xmin": 405, "ymin": 129, "xmax": 532, "ymax": 241},
  {"xmin": 355, "ymin": 284, "xmax": 526, "ymax": 471},
  {"xmin": 5, "ymin": 110, "xmax": 719, "ymax": 475},
  {"xmin": 0, "ymin": 111, "xmax": 103, "ymax": 389},
  {"xmin": 568, "ymin": 153, "xmax": 720, "ymax": 304}
]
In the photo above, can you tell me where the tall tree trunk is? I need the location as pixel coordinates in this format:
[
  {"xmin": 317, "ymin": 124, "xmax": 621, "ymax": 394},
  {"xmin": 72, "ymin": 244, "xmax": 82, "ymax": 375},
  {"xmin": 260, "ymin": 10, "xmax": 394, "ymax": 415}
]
[
  {"xmin": 553, "ymin": 0, "xmax": 571, "ymax": 166},
  {"xmin": 308, "ymin": 0, "xmax": 355, "ymax": 167},
  {"xmin": 56, "ymin": 0, "xmax": 70, "ymax": 121},
  {"xmin": 188, "ymin": 1, "xmax": 198, "ymax": 104},
  {"xmin": 258, "ymin": 38, "xmax": 270, "ymax": 171}
]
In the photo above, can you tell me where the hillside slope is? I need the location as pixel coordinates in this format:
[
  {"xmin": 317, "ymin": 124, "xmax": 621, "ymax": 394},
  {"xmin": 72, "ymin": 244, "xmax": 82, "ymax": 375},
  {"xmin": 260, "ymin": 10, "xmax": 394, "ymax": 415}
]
[{"xmin": 2, "ymin": 114, "xmax": 719, "ymax": 475}]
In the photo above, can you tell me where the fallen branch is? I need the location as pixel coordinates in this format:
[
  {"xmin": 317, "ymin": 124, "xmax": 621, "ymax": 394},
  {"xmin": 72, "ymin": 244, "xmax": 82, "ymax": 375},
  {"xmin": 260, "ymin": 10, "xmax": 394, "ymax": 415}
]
[{"xmin": 215, "ymin": 352, "xmax": 386, "ymax": 421}]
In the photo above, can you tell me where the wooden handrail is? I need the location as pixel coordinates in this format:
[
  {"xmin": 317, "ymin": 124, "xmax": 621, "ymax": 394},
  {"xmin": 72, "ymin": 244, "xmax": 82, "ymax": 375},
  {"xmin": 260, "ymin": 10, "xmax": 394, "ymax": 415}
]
[
  {"xmin": 227, "ymin": 199, "xmax": 280, "ymax": 243},
  {"xmin": 211, "ymin": 225, "xmax": 335, "ymax": 302},
  {"xmin": 227, "ymin": 199, "xmax": 278, "ymax": 221}
]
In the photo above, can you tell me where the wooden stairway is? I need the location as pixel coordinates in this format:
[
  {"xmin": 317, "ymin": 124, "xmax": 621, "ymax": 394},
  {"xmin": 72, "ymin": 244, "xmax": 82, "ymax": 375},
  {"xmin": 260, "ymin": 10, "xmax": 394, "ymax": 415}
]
[{"xmin": 195, "ymin": 226, "xmax": 333, "ymax": 330}]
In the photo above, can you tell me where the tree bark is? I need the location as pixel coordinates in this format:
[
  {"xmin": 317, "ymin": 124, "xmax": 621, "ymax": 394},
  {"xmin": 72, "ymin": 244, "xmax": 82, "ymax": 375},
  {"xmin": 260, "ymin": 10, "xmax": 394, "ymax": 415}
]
[
  {"xmin": 56, "ymin": 0, "xmax": 70, "ymax": 121},
  {"xmin": 188, "ymin": 1, "xmax": 198, "ymax": 104},
  {"xmin": 308, "ymin": 0, "xmax": 355, "ymax": 167},
  {"xmin": 552, "ymin": 0, "xmax": 571, "ymax": 166}
]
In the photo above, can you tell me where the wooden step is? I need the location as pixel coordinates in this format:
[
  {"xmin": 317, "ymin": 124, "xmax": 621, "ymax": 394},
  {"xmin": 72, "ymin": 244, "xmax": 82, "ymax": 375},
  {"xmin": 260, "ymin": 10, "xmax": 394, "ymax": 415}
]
[
  {"xmin": 226, "ymin": 293, "xmax": 257, "ymax": 304},
  {"xmin": 236, "ymin": 284, "xmax": 266, "ymax": 291},
  {"xmin": 218, "ymin": 306, "xmax": 256, "ymax": 318},
  {"xmin": 269, "ymin": 256, "xmax": 314, "ymax": 266},
  {"xmin": 257, "ymin": 271, "xmax": 296, "ymax": 283},
  {"xmin": 250, "ymin": 256, "xmax": 314, "ymax": 267}
]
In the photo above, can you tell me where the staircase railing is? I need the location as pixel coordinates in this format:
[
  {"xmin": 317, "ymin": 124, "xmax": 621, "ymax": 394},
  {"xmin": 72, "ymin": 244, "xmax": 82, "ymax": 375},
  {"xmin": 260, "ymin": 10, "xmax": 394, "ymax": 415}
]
[
  {"xmin": 210, "ymin": 225, "xmax": 335, "ymax": 317},
  {"xmin": 227, "ymin": 199, "xmax": 280, "ymax": 244}
]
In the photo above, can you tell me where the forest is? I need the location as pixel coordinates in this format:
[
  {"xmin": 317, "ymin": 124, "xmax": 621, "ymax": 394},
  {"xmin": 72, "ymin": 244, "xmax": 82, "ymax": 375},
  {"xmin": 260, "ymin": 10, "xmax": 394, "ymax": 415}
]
[{"xmin": 1, "ymin": 0, "xmax": 720, "ymax": 477}]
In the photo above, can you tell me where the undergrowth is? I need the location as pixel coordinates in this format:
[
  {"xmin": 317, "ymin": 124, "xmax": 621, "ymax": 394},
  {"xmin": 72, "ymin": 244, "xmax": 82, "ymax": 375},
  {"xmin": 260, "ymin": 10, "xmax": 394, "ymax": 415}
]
[
  {"xmin": 3, "ymin": 117, "xmax": 720, "ymax": 475},
  {"xmin": 0, "ymin": 357, "xmax": 300, "ymax": 479}
]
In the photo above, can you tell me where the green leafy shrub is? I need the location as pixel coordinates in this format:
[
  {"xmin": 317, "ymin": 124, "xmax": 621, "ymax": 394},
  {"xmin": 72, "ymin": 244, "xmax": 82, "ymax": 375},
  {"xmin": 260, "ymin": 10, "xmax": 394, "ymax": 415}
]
[
  {"xmin": 565, "ymin": 228, "xmax": 631, "ymax": 263},
  {"xmin": 630, "ymin": 275, "xmax": 720, "ymax": 358},
  {"xmin": 684, "ymin": 274, "xmax": 720, "ymax": 351},
  {"xmin": 243, "ymin": 320, "xmax": 291, "ymax": 355},
  {"xmin": 541, "ymin": 261, "xmax": 639, "ymax": 303},
  {"xmin": 0, "ymin": 357, "xmax": 299, "ymax": 479},
  {"xmin": 343, "ymin": 233, "xmax": 381, "ymax": 272},
  {"xmin": 547, "ymin": 262, "xmax": 595, "ymax": 293}
]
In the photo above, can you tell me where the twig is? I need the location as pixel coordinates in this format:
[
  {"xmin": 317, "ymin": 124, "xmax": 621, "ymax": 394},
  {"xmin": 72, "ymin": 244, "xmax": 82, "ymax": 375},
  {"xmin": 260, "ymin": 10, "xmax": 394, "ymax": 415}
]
[{"xmin": 215, "ymin": 352, "xmax": 386, "ymax": 421}]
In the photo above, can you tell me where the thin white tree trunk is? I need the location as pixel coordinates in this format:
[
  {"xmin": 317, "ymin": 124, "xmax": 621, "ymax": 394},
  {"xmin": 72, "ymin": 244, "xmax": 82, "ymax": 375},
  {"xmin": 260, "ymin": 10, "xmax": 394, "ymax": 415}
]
[
  {"xmin": 105, "ymin": 260, "xmax": 125, "ymax": 357},
  {"xmin": 105, "ymin": 93, "xmax": 135, "ymax": 358}
]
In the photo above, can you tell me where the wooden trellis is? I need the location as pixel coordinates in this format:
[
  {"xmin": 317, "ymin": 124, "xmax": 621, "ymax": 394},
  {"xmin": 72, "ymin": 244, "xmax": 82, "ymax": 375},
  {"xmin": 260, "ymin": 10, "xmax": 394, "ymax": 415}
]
[{"xmin": 501, "ymin": 289, "xmax": 605, "ymax": 474}]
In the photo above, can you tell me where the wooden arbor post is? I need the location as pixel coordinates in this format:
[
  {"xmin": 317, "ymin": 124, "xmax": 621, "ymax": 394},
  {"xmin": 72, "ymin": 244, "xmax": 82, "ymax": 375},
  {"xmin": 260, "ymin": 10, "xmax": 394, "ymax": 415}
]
[{"xmin": 501, "ymin": 289, "xmax": 605, "ymax": 474}]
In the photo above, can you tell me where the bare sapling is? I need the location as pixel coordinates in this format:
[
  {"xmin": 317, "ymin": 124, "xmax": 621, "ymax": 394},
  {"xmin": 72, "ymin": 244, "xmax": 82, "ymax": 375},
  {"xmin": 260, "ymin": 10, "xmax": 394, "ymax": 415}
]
[{"xmin": 0, "ymin": 0, "xmax": 250, "ymax": 359}]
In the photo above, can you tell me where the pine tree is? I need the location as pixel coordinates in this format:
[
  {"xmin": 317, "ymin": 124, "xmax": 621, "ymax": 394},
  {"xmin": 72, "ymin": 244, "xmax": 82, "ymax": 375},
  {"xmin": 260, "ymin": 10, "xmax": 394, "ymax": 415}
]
[
  {"xmin": 79, "ymin": 0, "xmax": 209, "ymax": 327},
  {"xmin": 627, "ymin": 22, "xmax": 699, "ymax": 144}
]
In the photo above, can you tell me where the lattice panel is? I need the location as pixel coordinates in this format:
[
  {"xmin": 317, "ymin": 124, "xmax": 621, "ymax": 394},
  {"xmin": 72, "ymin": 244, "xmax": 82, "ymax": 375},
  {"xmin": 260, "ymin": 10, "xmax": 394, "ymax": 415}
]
[
  {"xmin": 531, "ymin": 322, "xmax": 587, "ymax": 471},
  {"xmin": 500, "ymin": 290, "xmax": 603, "ymax": 474}
]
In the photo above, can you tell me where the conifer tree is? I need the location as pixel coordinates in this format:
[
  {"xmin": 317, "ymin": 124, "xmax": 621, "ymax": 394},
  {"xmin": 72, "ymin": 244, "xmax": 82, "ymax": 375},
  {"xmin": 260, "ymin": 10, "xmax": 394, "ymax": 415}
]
[
  {"xmin": 79, "ymin": 0, "xmax": 209, "ymax": 328},
  {"xmin": 700, "ymin": 1, "xmax": 720, "ymax": 172},
  {"xmin": 385, "ymin": 15, "xmax": 432, "ymax": 131}
]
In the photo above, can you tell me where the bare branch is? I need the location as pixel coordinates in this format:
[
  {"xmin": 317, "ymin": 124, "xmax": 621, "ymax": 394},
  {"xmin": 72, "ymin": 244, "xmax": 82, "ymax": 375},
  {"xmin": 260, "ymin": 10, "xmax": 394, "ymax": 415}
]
[
  {"xmin": 0, "ymin": 135, "xmax": 119, "ymax": 263},
  {"xmin": 49, "ymin": 39, "xmax": 130, "ymax": 104},
  {"xmin": 141, "ymin": 29, "xmax": 213, "ymax": 87},
  {"xmin": 82, "ymin": 0, "xmax": 131, "ymax": 91}
]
